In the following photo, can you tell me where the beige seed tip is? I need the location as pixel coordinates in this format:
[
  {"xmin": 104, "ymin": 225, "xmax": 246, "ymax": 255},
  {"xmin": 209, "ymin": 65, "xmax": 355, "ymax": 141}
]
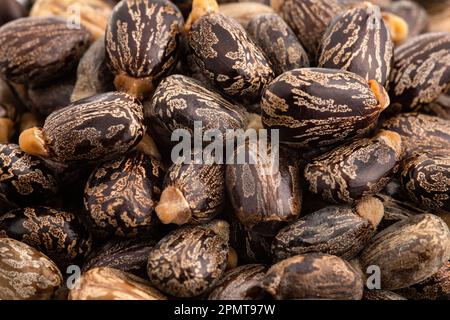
[
  {"xmin": 382, "ymin": 12, "xmax": 409, "ymax": 44},
  {"xmin": 0, "ymin": 118, "xmax": 14, "ymax": 144},
  {"xmin": 155, "ymin": 186, "xmax": 192, "ymax": 225},
  {"xmin": 356, "ymin": 196, "xmax": 384, "ymax": 229},
  {"xmin": 226, "ymin": 247, "xmax": 238, "ymax": 270},
  {"xmin": 18, "ymin": 127, "xmax": 49, "ymax": 157},
  {"xmin": 369, "ymin": 79, "xmax": 390, "ymax": 111},
  {"xmin": 184, "ymin": 0, "xmax": 219, "ymax": 32},
  {"xmin": 114, "ymin": 74, "xmax": 154, "ymax": 101},
  {"xmin": 136, "ymin": 134, "xmax": 161, "ymax": 160},
  {"xmin": 377, "ymin": 130, "xmax": 403, "ymax": 157}
]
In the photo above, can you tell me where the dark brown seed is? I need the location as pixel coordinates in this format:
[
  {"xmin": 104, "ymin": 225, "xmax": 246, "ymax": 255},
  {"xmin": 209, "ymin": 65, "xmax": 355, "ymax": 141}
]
[
  {"xmin": 0, "ymin": 0, "xmax": 26, "ymax": 27},
  {"xmin": 261, "ymin": 68, "xmax": 389, "ymax": 149},
  {"xmin": 0, "ymin": 207, "xmax": 92, "ymax": 268},
  {"xmin": 147, "ymin": 220, "xmax": 229, "ymax": 297},
  {"xmin": 381, "ymin": 112, "xmax": 450, "ymax": 158},
  {"xmin": 400, "ymin": 151, "xmax": 450, "ymax": 213},
  {"xmin": 363, "ymin": 289, "xmax": 407, "ymax": 300},
  {"xmin": 318, "ymin": 3, "xmax": 393, "ymax": 86},
  {"xmin": 156, "ymin": 162, "xmax": 225, "ymax": 225},
  {"xmin": 304, "ymin": 130, "xmax": 403, "ymax": 204},
  {"xmin": 359, "ymin": 214, "xmax": 450, "ymax": 290},
  {"xmin": 208, "ymin": 264, "xmax": 268, "ymax": 300},
  {"xmin": 388, "ymin": 32, "xmax": 450, "ymax": 113},
  {"xmin": 0, "ymin": 17, "xmax": 91, "ymax": 87},
  {"xmin": 0, "ymin": 143, "xmax": 59, "ymax": 212},
  {"xmin": 383, "ymin": 0, "xmax": 428, "ymax": 38},
  {"xmin": 260, "ymin": 253, "xmax": 364, "ymax": 300},
  {"xmin": 69, "ymin": 267, "xmax": 167, "ymax": 300},
  {"xmin": 84, "ymin": 151, "xmax": 164, "ymax": 238},
  {"xmin": 105, "ymin": 0, "xmax": 184, "ymax": 100},
  {"xmin": 247, "ymin": 13, "xmax": 309, "ymax": 76},
  {"xmin": 188, "ymin": 12, "xmax": 274, "ymax": 105},
  {"xmin": 0, "ymin": 237, "xmax": 62, "ymax": 300},
  {"xmin": 272, "ymin": 197, "xmax": 384, "ymax": 261},
  {"xmin": 19, "ymin": 92, "xmax": 145, "ymax": 164}
]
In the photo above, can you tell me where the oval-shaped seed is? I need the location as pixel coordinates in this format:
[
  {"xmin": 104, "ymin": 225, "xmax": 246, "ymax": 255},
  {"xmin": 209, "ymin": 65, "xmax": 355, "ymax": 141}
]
[
  {"xmin": 69, "ymin": 267, "xmax": 167, "ymax": 300},
  {"xmin": 388, "ymin": 32, "xmax": 450, "ymax": 113},
  {"xmin": 188, "ymin": 12, "xmax": 274, "ymax": 105},
  {"xmin": 226, "ymin": 141, "xmax": 302, "ymax": 236},
  {"xmin": 0, "ymin": 0, "xmax": 26, "ymax": 27},
  {"xmin": 247, "ymin": 13, "xmax": 309, "ymax": 76},
  {"xmin": 383, "ymin": 0, "xmax": 428, "ymax": 38},
  {"xmin": 0, "ymin": 207, "xmax": 93, "ymax": 267},
  {"xmin": 363, "ymin": 289, "xmax": 406, "ymax": 300},
  {"xmin": 381, "ymin": 112, "xmax": 450, "ymax": 158},
  {"xmin": 84, "ymin": 151, "xmax": 164, "ymax": 238},
  {"xmin": 272, "ymin": 197, "xmax": 384, "ymax": 261},
  {"xmin": 0, "ymin": 237, "xmax": 62, "ymax": 300},
  {"xmin": 82, "ymin": 237, "xmax": 156, "ymax": 279},
  {"xmin": 208, "ymin": 264, "xmax": 268, "ymax": 300},
  {"xmin": 0, "ymin": 17, "xmax": 91, "ymax": 87},
  {"xmin": 19, "ymin": 92, "xmax": 145, "ymax": 164},
  {"xmin": 359, "ymin": 214, "xmax": 450, "ymax": 290},
  {"xmin": 304, "ymin": 130, "xmax": 402, "ymax": 204},
  {"xmin": 145, "ymin": 74, "xmax": 247, "ymax": 148},
  {"xmin": 219, "ymin": 2, "xmax": 274, "ymax": 27},
  {"xmin": 272, "ymin": 0, "xmax": 343, "ymax": 60},
  {"xmin": 156, "ymin": 162, "xmax": 225, "ymax": 225},
  {"xmin": 400, "ymin": 151, "xmax": 450, "ymax": 213},
  {"xmin": 106, "ymin": 0, "xmax": 184, "ymax": 100},
  {"xmin": 147, "ymin": 220, "xmax": 229, "ymax": 297},
  {"xmin": 0, "ymin": 144, "xmax": 59, "ymax": 211},
  {"xmin": 318, "ymin": 3, "xmax": 393, "ymax": 86},
  {"xmin": 261, "ymin": 68, "xmax": 389, "ymax": 149},
  {"xmin": 261, "ymin": 253, "xmax": 364, "ymax": 300}
]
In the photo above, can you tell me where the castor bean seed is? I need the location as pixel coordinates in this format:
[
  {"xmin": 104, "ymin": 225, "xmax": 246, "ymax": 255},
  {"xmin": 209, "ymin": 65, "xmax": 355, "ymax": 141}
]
[
  {"xmin": 359, "ymin": 214, "xmax": 450, "ymax": 290},
  {"xmin": 0, "ymin": 207, "xmax": 93, "ymax": 268},
  {"xmin": 105, "ymin": 0, "xmax": 184, "ymax": 100},
  {"xmin": 363, "ymin": 289, "xmax": 406, "ymax": 300},
  {"xmin": 0, "ymin": 144, "xmax": 59, "ymax": 212},
  {"xmin": 247, "ymin": 13, "xmax": 309, "ymax": 76},
  {"xmin": 208, "ymin": 264, "xmax": 268, "ymax": 300},
  {"xmin": 261, "ymin": 68, "xmax": 390, "ymax": 149},
  {"xmin": 272, "ymin": 197, "xmax": 384, "ymax": 261},
  {"xmin": 219, "ymin": 2, "xmax": 274, "ymax": 27},
  {"xmin": 304, "ymin": 130, "xmax": 403, "ymax": 204},
  {"xmin": 383, "ymin": 0, "xmax": 428, "ymax": 38},
  {"xmin": 0, "ymin": 17, "xmax": 91, "ymax": 87},
  {"xmin": 0, "ymin": 237, "xmax": 62, "ymax": 300},
  {"xmin": 69, "ymin": 267, "xmax": 167, "ymax": 300},
  {"xmin": 422, "ymin": 93, "xmax": 450, "ymax": 121},
  {"xmin": 388, "ymin": 32, "xmax": 450, "ymax": 113},
  {"xmin": 147, "ymin": 219, "xmax": 229, "ymax": 297},
  {"xmin": 19, "ymin": 92, "xmax": 145, "ymax": 164},
  {"xmin": 260, "ymin": 253, "xmax": 364, "ymax": 300},
  {"xmin": 318, "ymin": 3, "xmax": 394, "ymax": 86},
  {"xmin": 156, "ymin": 162, "xmax": 225, "ymax": 225}
]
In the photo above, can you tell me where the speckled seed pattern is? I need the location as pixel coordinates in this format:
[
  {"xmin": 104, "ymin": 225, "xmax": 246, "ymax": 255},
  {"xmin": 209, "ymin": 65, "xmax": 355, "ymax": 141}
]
[
  {"xmin": 0, "ymin": 17, "xmax": 91, "ymax": 86},
  {"xmin": 147, "ymin": 220, "xmax": 229, "ymax": 298},
  {"xmin": 304, "ymin": 131, "xmax": 402, "ymax": 203},
  {"xmin": 208, "ymin": 264, "xmax": 268, "ymax": 300},
  {"xmin": 0, "ymin": 144, "xmax": 59, "ymax": 210},
  {"xmin": 261, "ymin": 253, "xmax": 364, "ymax": 300},
  {"xmin": 384, "ymin": 0, "xmax": 428, "ymax": 37},
  {"xmin": 163, "ymin": 162, "xmax": 225, "ymax": 224},
  {"xmin": 188, "ymin": 13, "xmax": 274, "ymax": 105},
  {"xmin": 43, "ymin": 92, "xmax": 145, "ymax": 163},
  {"xmin": 0, "ymin": 237, "xmax": 62, "ymax": 300},
  {"xmin": 146, "ymin": 74, "xmax": 247, "ymax": 147},
  {"xmin": 381, "ymin": 113, "xmax": 450, "ymax": 158},
  {"xmin": 272, "ymin": 205, "xmax": 375, "ymax": 261},
  {"xmin": 69, "ymin": 267, "xmax": 167, "ymax": 300},
  {"xmin": 359, "ymin": 214, "xmax": 450, "ymax": 290},
  {"xmin": 246, "ymin": 13, "xmax": 309, "ymax": 76},
  {"xmin": 401, "ymin": 152, "xmax": 450, "ymax": 213},
  {"xmin": 389, "ymin": 32, "xmax": 450, "ymax": 112},
  {"xmin": 0, "ymin": 207, "xmax": 92, "ymax": 267},
  {"xmin": 226, "ymin": 141, "xmax": 301, "ymax": 235},
  {"xmin": 318, "ymin": 5, "xmax": 393, "ymax": 86},
  {"xmin": 274, "ymin": 0, "xmax": 343, "ymax": 59},
  {"xmin": 261, "ymin": 68, "xmax": 384, "ymax": 149},
  {"xmin": 363, "ymin": 289, "xmax": 406, "ymax": 300},
  {"xmin": 105, "ymin": 0, "xmax": 184, "ymax": 80},
  {"xmin": 84, "ymin": 151, "xmax": 163, "ymax": 238}
]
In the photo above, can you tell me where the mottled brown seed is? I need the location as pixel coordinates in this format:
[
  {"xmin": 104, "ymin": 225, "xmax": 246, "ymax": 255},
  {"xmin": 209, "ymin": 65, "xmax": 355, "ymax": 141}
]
[
  {"xmin": 261, "ymin": 68, "xmax": 389, "ymax": 149},
  {"xmin": 247, "ymin": 13, "xmax": 309, "ymax": 76},
  {"xmin": 359, "ymin": 214, "xmax": 450, "ymax": 290},
  {"xmin": 422, "ymin": 94, "xmax": 450, "ymax": 120},
  {"xmin": 363, "ymin": 289, "xmax": 406, "ymax": 300},
  {"xmin": 69, "ymin": 267, "xmax": 167, "ymax": 300},
  {"xmin": 304, "ymin": 130, "xmax": 403, "ymax": 204},
  {"xmin": 261, "ymin": 253, "xmax": 364, "ymax": 300},
  {"xmin": 147, "ymin": 220, "xmax": 229, "ymax": 298},
  {"xmin": 0, "ymin": 237, "xmax": 62, "ymax": 300},
  {"xmin": 84, "ymin": 151, "xmax": 164, "ymax": 238}
]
